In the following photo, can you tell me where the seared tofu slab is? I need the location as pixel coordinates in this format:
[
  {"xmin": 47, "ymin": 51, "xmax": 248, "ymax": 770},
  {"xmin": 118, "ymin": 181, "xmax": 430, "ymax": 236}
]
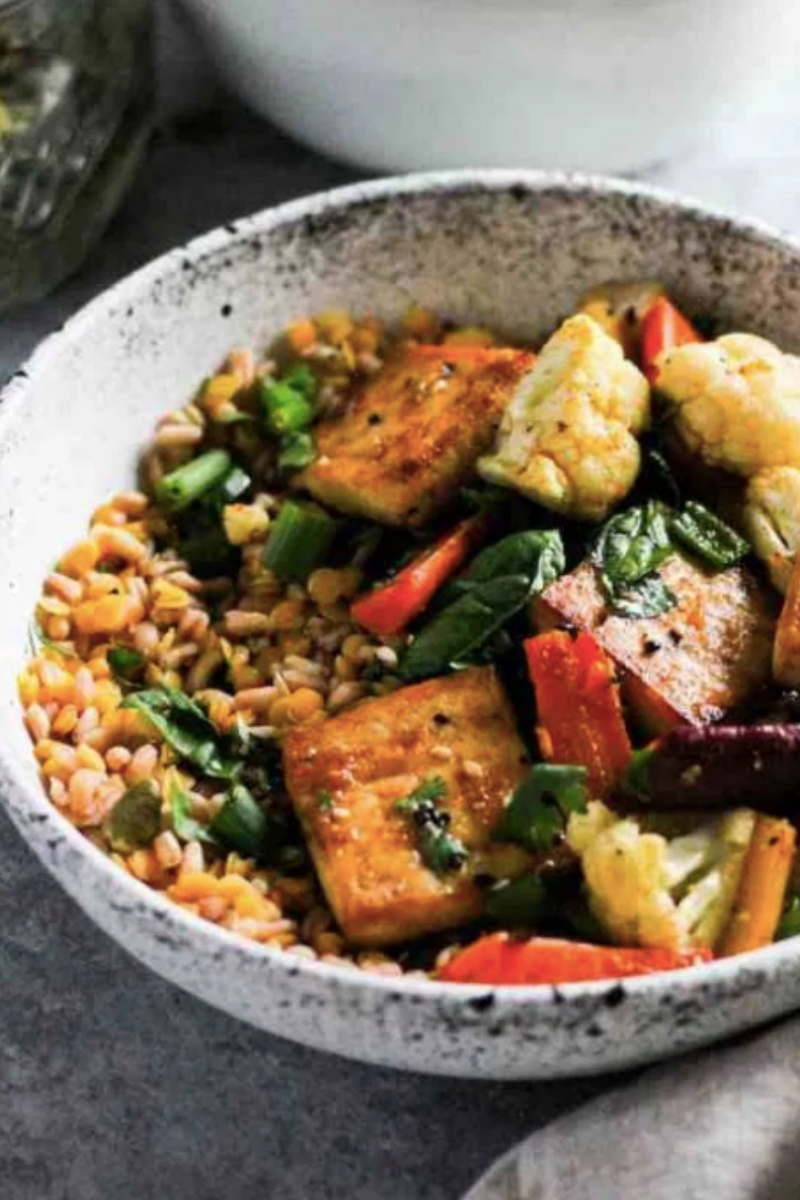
[
  {"xmin": 536, "ymin": 553, "xmax": 776, "ymax": 732},
  {"xmin": 297, "ymin": 344, "xmax": 535, "ymax": 526},
  {"xmin": 282, "ymin": 666, "xmax": 528, "ymax": 946}
]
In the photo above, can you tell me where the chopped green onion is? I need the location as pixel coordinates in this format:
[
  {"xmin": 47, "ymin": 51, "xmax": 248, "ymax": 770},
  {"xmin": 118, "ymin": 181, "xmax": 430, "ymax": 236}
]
[
  {"xmin": 278, "ymin": 431, "xmax": 317, "ymax": 472},
  {"xmin": 259, "ymin": 379, "xmax": 316, "ymax": 437},
  {"xmin": 262, "ymin": 499, "xmax": 339, "ymax": 581},
  {"xmin": 282, "ymin": 364, "xmax": 318, "ymax": 398},
  {"xmin": 155, "ymin": 450, "xmax": 233, "ymax": 513},
  {"xmin": 210, "ymin": 783, "xmax": 267, "ymax": 856}
]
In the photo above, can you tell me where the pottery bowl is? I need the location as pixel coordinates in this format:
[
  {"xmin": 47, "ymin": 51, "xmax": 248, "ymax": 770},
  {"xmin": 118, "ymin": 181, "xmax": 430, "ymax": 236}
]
[{"xmin": 2, "ymin": 171, "xmax": 800, "ymax": 1079}]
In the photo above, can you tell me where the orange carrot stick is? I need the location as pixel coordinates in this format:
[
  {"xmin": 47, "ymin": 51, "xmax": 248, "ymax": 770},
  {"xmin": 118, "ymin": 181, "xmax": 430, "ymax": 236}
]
[
  {"xmin": 524, "ymin": 630, "xmax": 632, "ymax": 798},
  {"xmin": 351, "ymin": 513, "xmax": 489, "ymax": 637},
  {"xmin": 640, "ymin": 296, "xmax": 703, "ymax": 385},
  {"xmin": 718, "ymin": 815, "xmax": 797, "ymax": 956},
  {"xmin": 439, "ymin": 934, "xmax": 711, "ymax": 985}
]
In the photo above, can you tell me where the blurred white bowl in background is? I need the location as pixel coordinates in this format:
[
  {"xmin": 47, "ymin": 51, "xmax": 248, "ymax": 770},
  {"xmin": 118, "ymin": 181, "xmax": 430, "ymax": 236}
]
[{"xmin": 178, "ymin": 0, "xmax": 800, "ymax": 173}]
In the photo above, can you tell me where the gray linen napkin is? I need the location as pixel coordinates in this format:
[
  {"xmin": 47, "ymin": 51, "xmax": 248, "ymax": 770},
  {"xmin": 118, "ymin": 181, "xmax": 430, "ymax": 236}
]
[{"xmin": 465, "ymin": 1016, "xmax": 800, "ymax": 1200}]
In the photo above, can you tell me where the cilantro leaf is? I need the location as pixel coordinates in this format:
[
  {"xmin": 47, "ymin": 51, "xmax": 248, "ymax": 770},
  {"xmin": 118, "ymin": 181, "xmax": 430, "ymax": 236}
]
[{"xmin": 495, "ymin": 764, "xmax": 589, "ymax": 852}]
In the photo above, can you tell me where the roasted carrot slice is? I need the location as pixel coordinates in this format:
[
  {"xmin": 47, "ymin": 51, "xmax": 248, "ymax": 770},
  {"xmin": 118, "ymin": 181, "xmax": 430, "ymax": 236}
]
[
  {"xmin": 351, "ymin": 513, "xmax": 489, "ymax": 637},
  {"xmin": 640, "ymin": 297, "xmax": 703, "ymax": 385},
  {"xmin": 718, "ymin": 815, "xmax": 797, "ymax": 956},
  {"xmin": 773, "ymin": 552, "xmax": 800, "ymax": 686},
  {"xmin": 524, "ymin": 630, "xmax": 632, "ymax": 797},
  {"xmin": 439, "ymin": 934, "xmax": 712, "ymax": 985}
]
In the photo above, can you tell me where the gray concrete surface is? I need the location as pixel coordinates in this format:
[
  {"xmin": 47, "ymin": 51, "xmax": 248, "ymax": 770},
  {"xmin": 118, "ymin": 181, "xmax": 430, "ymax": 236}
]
[{"xmin": 0, "ymin": 104, "xmax": 608, "ymax": 1200}]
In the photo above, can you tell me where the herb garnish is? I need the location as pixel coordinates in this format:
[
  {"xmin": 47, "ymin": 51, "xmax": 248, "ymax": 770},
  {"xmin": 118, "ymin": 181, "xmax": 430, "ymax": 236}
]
[
  {"xmin": 120, "ymin": 687, "xmax": 237, "ymax": 780},
  {"xmin": 495, "ymin": 763, "xmax": 589, "ymax": 852},
  {"xmin": 317, "ymin": 790, "xmax": 334, "ymax": 812},
  {"xmin": 592, "ymin": 500, "xmax": 675, "ymax": 618},
  {"xmin": 396, "ymin": 777, "xmax": 468, "ymax": 874},
  {"xmin": 592, "ymin": 497, "xmax": 750, "ymax": 620},
  {"xmin": 210, "ymin": 782, "xmax": 268, "ymax": 857},
  {"xmin": 401, "ymin": 530, "xmax": 564, "ymax": 681}
]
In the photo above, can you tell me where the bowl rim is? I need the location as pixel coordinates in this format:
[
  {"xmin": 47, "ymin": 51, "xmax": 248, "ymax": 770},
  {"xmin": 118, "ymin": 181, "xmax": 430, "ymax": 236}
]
[{"xmin": 2, "ymin": 165, "xmax": 799, "ymax": 1012}]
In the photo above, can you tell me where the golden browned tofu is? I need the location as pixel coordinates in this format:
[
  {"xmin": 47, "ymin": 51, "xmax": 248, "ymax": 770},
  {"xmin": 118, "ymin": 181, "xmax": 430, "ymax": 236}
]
[
  {"xmin": 297, "ymin": 344, "xmax": 535, "ymax": 526},
  {"xmin": 281, "ymin": 666, "xmax": 528, "ymax": 946},
  {"xmin": 536, "ymin": 553, "xmax": 776, "ymax": 733}
]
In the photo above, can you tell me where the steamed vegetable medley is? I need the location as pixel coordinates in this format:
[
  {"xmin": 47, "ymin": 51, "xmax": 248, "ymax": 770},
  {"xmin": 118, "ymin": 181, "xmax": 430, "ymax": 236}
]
[{"xmin": 23, "ymin": 285, "xmax": 800, "ymax": 987}]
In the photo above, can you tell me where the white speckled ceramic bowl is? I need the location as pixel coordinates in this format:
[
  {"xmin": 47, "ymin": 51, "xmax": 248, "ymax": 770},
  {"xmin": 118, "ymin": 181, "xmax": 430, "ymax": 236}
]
[{"xmin": 3, "ymin": 172, "xmax": 800, "ymax": 1080}]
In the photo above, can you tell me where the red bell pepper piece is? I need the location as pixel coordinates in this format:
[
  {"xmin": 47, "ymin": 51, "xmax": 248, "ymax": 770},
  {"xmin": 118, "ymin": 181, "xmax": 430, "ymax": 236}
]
[
  {"xmin": 640, "ymin": 296, "xmax": 703, "ymax": 385},
  {"xmin": 350, "ymin": 514, "xmax": 489, "ymax": 638},
  {"xmin": 439, "ymin": 933, "xmax": 712, "ymax": 985},
  {"xmin": 524, "ymin": 630, "xmax": 632, "ymax": 798}
]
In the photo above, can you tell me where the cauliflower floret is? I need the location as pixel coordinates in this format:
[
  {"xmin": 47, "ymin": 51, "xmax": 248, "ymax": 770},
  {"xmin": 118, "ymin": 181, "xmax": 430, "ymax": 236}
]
[
  {"xmin": 477, "ymin": 314, "xmax": 650, "ymax": 521},
  {"xmin": 566, "ymin": 801, "xmax": 756, "ymax": 951},
  {"xmin": 657, "ymin": 333, "xmax": 800, "ymax": 479},
  {"xmin": 744, "ymin": 466, "xmax": 800, "ymax": 592}
]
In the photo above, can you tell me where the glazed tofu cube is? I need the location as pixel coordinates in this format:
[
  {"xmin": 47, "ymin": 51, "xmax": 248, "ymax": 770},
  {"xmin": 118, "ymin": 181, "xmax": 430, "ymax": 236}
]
[
  {"xmin": 281, "ymin": 666, "xmax": 528, "ymax": 946},
  {"xmin": 297, "ymin": 344, "xmax": 535, "ymax": 526},
  {"xmin": 535, "ymin": 553, "xmax": 776, "ymax": 732}
]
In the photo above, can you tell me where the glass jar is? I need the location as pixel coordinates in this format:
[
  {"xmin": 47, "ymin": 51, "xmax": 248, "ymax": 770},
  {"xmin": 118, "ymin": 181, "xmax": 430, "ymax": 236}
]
[{"xmin": 0, "ymin": 0, "xmax": 153, "ymax": 312}]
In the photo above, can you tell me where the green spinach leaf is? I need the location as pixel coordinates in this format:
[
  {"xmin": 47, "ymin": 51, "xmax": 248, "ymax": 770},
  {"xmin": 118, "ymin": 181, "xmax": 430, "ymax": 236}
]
[
  {"xmin": 402, "ymin": 529, "xmax": 565, "ymax": 681},
  {"xmin": 210, "ymin": 782, "xmax": 268, "ymax": 857},
  {"xmin": 592, "ymin": 501, "xmax": 677, "ymax": 619},
  {"xmin": 120, "ymin": 687, "xmax": 237, "ymax": 780},
  {"xmin": 168, "ymin": 777, "xmax": 219, "ymax": 845},
  {"xmin": 401, "ymin": 574, "xmax": 532, "ymax": 681},
  {"xmin": 593, "ymin": 501, "xmax": 673, "ymax": 587}
]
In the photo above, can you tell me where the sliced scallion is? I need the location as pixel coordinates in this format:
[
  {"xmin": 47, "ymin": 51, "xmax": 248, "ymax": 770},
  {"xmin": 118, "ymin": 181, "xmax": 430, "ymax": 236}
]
[
  {"xmin": 155, "ymin": 450, "xmax": 233, "ymax": 513},
  {"xmin": 262, "ymin": 499, "xmax": 338, "ymax": 581},
  {"xmin": 277, "ymin": 431, "xmax": 316, "ymax": 472},
  {"xmin": 260, "ymin": 379, "xmax": 315, "ymax": 437}
]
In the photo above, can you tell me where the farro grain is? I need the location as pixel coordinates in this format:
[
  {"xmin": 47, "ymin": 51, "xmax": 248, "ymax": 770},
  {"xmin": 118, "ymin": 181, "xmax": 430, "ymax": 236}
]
[
  {"xmin": 106, "ymin": 746, "xmax": 132, "ymax": 772},
  {"xmin": 180, "ymin": 841, "xmax": 205, "ymax": 875},
  {"xmin": 328, "ymin": 681, "xmax": 366, "ymax": 712},
  {"xmin": 222, "ymin": 610, "xmax": 272, "ymax": 637},
  {"xmin": 44, "ymin": 572, "xmax": 83, "ymax": 604},
  {"xmin": 112, "ymin": 491, "xmax": 149, "ymax": 517},
  {"xmin": 128, "ymin": 744, "xmax": 159, "ymax": 782},
  {"xmin": 233, "ymin": 686, "xmax": 278, "ymax": 713},
  {"xmin": 154, "ymin": 830, "xmax": 182, "ymax": 870}
]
